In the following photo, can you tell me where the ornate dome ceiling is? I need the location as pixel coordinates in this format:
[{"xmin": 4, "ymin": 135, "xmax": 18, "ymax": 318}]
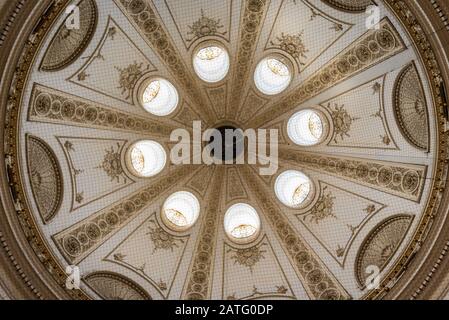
[{"xmin": 1, "ymin": 0, "xmax": 449, "ymax": 300}]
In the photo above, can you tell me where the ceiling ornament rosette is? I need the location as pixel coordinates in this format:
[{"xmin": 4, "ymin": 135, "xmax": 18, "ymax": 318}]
[{"xmin": 0, "ymin": 0, "xmax": 444, "ymax": 298}]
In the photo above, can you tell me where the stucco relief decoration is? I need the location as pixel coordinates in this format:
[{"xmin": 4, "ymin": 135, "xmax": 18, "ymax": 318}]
[
  {"xmin": 228, "ymin": 244, "xmax": 267, "ymax": 273},
  {"xmin": 355, "ymin": 215, "xmax": 413, "ymax": 287},
  {"xmin": 322, "ymin": 0, "xmax": 374, "ymax": 13},
  {"xmin": 41, "ymin": 0, "xmax": 98, "ymax": 71},
  {"xmin": 187, "ymin": 9, "xmax": 227, "ymax": 43},
  {"xmin": 270, "ymin": 32, "xmax": 309, "ymax": 66},
  {"xmin": 328, "ymin": 103, "xmax": 359, "ymax": 143},
  {"xmin": 393, "ymin": 63, "xmax": 430, "ymax": 151}
]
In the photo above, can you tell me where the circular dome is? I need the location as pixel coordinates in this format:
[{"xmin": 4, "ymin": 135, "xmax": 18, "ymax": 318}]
[
  {"xmin": 287, "ymin": 109, "xmax": 328, "ymax": 146},
  {"xmin": 139, "ymin": 78, "xmax": 179, "ymax": 116},
  {"xmin": 254, "ymin": 57, "xmax": 292, "ymax": 95},
  {"xmin": 224, "ymin": 203, "xmax": 261, "ymax": 243},
  {"xmin": 126, "ymin": 140, "xmax": 167, "ymax": 177},
  {"xmin": 193, "ymin": 45, "xmax": 230, "ymax": 83},
  {"xmin": 162, "ymin": 191, "xmax": 200, "ymax": 231},
  {"xmin": 2, "ymin": 0, "xmax": 448, "ymax": 301},
  {"xmin": 275, "ymin": 170, "xmax": 314, "ymax": 208}
]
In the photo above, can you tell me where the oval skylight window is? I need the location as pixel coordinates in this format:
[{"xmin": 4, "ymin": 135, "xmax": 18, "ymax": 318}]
[
  {"xmin": 254, "ymin": 57, "xmax": 292, "ymax": 95},
  {"xmin": 287, "ymin": 109, "xmax": 327, "ymax": 146},
  {"xmin": 126, "ymin": 140, "xmax": 166, "ymax": 178},
  {"xmin": 193, "ymin": 45, "xmax": 230, "ymax": 83},
  {"xmin": 162, "ymin": 191, "xmax": 200, "ymax": 231},
  {"xmin": 139, "ymin": 78, "xmax": 179, "ymax": 116},
  {"xmin": 275, "ymin": 170, "xmax": 314, "ymax": 208},
  {"xmin": 224, "ymin": 203, "xmax": 261, "ymax": 243}
]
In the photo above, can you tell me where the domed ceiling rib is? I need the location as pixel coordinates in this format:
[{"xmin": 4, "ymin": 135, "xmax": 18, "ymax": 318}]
[
  {"xmin": 53, "ymin": 165, "xmax": 201, "ymax": 265},
  {"xmin": 240, "ymin": 166, "xmax": 350, "ymax": 299}
]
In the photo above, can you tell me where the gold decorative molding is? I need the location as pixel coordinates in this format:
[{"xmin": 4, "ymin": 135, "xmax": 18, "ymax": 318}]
[
  {"xmin": 163, "ymin": 1, "xmax": 231, "ymax": 50},
  {"xmin": 265, "ymin": 0, "xmax": 352, "ymax": 71},
  {"xmin": 25, "ymin": 135, "xmax": 63, "ymax": 224},
  {"xmin": 0, "ymin": 0, "xmax": 448, "ymax": 301},
  {"xmin": 206, "ymin": 84, "xmax": 228, "ymax": 120},
  {"xmin": 298, "ymin": 181, "xmax": 386, "ymax": 267},
  {"xmin": 28, "ymin": 84, "xmax": 176, "ymax": 137},
  {"xmin": 2, "ymin": 0, "xmax": 91, "ymax": 299},
  {"xmin": 114, "ymin": 0, "xmax": 215, "ymax": 125},
  {"xmin": 321, "ymin": 74, "xmax": 399, "ymax": 150},
  {"xmin": 239, "ymin": 88, "xmax": 270, "ymax": 124},
  {"xmin": 365, "ymin": 0, "xmax": 448, "ymax": 299},
  {"xmin": 185, "ymin": 166, "xmax": 216, "ymax": 199},
  {"xmin": 225, "ymin": 167, "xmax": 248, "ymax": 203},
  {"xmin": 104, "ymin": 213, "xmax": 190, "ymax": 299},
  {"xmin": 68, "ymin": 17, "xmax": 156, "ymax": 105},
  {"xmin": 222, "ymin": 235, "xmax": 296, "ymax": 300},
  {"xmin": 56, "ymin": 137, "xmax": 134, "ymax": 212}
]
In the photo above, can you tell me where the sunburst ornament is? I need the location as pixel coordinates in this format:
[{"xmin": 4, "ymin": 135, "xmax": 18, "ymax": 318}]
[
  {"xmin": 97, "ymin": 143, "xmax": 126, "ymax": 183},
  {"xmin": 329, "ymin": 103, "xmax": 359, "ymax": 143},
  {"xmin": 164, "ymin": 209, "xmax": 188, "ymax": 227},
  {"xmin": 231, "ymin": 224, "xmax": 257, "ymax": 239},
  {"xmin": 224, "ymin": 203, "xmax": 261, "ymax": 243},
  {"xmin": 291, "ymin": 183, "xmax": 311, "ymax": 207},
  {"xmin": 126, "ymin": 140, "xmax": 167, "ymax": 178},
  {"xmin": 142, "ymin": 80, "xmax": 160, "ymax": 103},
  {"xmin": 130, "ymin": 147, "xmax": 145, "ymax": 173},
  {"xmin": 186, "ymin": 9, "xmax": 227, "ymax": 43},
  {"xmin": 275, "ymin": 170, "xmax": 314, "ymax": 208},
  {"xmin": 270, "ymin": 32, "xmax": 309, "ymax": 66}
]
